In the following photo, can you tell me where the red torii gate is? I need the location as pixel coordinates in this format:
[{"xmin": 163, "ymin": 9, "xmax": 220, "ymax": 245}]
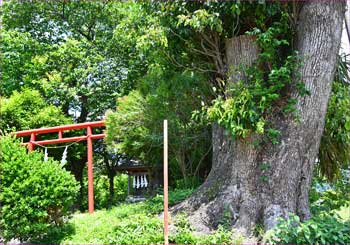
[{"xmin": 14, "ymin": 121, "xmax": 106, "ymax": 214}]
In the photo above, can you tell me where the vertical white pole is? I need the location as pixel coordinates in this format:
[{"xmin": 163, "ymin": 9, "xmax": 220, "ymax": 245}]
[{"xmin": 163, "ymin": 120, "xmax": 169, "ymax": 245}]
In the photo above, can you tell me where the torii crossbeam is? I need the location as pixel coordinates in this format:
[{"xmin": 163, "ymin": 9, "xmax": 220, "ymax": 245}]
[{"xmin": 14, "ymin": 121, "xmax": 106, "ymax": 214}]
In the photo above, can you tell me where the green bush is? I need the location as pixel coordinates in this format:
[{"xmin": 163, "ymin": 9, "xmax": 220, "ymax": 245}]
[
  {"xmin": 145, "ymin": 188, "xmax": 194, "ymax": 214},
  {"xmin": 0, "ymin": 136, "xmax": 79, "ymax": 242},
  {"xmin": 310, "ymin": 170, "xmax": 350, "ymax": 215},
  {"xmin": 264, "ymin": 213, "xmax": 350, "ymax": 245},
  {"xmin": 81, "ymin": 173, "xmax": 128, "ymax": 210}
]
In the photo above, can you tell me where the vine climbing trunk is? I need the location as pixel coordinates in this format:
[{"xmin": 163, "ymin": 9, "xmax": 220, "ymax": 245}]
[{"xmin": 173, "ymin": 1, "xmax": 345, "ymax": 234}]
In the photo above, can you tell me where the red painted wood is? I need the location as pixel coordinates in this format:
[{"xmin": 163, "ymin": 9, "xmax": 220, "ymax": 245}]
[
  {"xmin": 14, "ymin": 121, "xmax": 105, "ymax": 214},
  {"xmin": 21, "ymin": 134, "xmax": 105, "ymax": 146},
  {"xmin": 28, "ymin": 133, "xmax": 36, "ymax": 152},
  {"xmin": 15, "ymin": 121, "xmax": 105, "ymax": 136}
]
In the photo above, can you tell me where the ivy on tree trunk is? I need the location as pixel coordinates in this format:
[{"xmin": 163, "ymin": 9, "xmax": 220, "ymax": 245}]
[{"xmin": 173, "ymin": 1, "xmax": 346, "ymax": 234}]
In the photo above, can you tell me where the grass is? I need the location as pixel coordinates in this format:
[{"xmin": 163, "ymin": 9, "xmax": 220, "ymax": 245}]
[
  {"xmin": 61, "ymin": 201, "xmax": 165, "ymax": 244},
  {"xmin": 32, "ymin": 186, "xmax": 350, "ymax": 245},
  {"xmin": 32, "ymin": 189, "xmax": 182, "ymax": 244},
  {"xmin": 32, "ymin": 202, "xmax": 164, "ymax": 244},
  {"xmin": 32, "ymin": 188, "xmax": 244, "ymax": 244},
  {"xmin": 27, "ymin": 175, "xmax": 350, "ymax": 245}
]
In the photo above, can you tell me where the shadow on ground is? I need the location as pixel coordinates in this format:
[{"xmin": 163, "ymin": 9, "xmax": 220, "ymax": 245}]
[{"xmin": 30, "ymin": 223, "xmax": 75, "ymax": 244}]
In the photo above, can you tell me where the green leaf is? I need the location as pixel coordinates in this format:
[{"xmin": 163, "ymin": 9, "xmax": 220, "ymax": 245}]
[{"xmin": 344, "ymin": 119, "xmax": 350, "ymax": 130}]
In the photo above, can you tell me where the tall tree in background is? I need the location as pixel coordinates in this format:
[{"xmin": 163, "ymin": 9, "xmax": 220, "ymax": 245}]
[{"xmin": 1, "ymin": 0, "xmax": 169, "ymax": 209}]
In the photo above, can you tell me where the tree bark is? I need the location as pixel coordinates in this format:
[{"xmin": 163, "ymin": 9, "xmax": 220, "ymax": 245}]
[
  {"xmin": 173, "ymin": 1, "xmax": 345, "ymax": 234},
  {"xmin": 78, "ymin": 95, "xmax": 89, "ymax": 123},
  {"xmin": 108, "ymin": 172, "xmax": 115, "ymax": 208},
  {"xmin": 69, "ymin": 156, "xmax": 87, "ymax": 210}
]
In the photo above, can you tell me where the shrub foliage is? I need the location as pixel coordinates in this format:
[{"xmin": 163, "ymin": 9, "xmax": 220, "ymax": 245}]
[
  {"xmin": 0, "ymin": 136, "xmax": 79, "ymax": 242},
  {"xmin": 265, "ymin": 213, "xmax": 350, "ymax": 245}
]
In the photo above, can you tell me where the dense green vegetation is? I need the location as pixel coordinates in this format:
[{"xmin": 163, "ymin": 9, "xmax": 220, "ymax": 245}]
[
  {"xmin": 16, "ymin": 182, "xmax": 350, "ymax": 244},
  {"xmin": 81, "ymin": 173, "xmax": 128, "ymax": 210},
  {"xmin": 0, "ymin": 136, "xmax": 79, "ymax": 242},
  {"xmin": 0, "ymin": 0, "xmax": 349, "ymax": 244},
  {"xmin": 205, "ymin": 15, "xmax": 299, "ymax": 142},
  {"xmin": 1, "ymin": 89, "xmax": 72, "ymax": 132},
  {"xmin": 265, "ymin": 209, "xmax": 350, "ymax": 244},
  {"xmin": 264, "ymin": 173, "xmax": 350, "ymax": 244},
  {"xmin": 105, "ymin": 73, "xmax": 212, "ymax": 185},
  {"xmin": 31, "ymin": 188, "xmax": 246, "ymax": 244},
  {"xmin": 319, "ymin": 68, "xmax": 350, "ymax": 181}
]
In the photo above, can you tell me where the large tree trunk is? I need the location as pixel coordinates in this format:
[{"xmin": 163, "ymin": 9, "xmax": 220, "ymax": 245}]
[{"xmin": 173, "ymin": 1, "xmax": 345, "ymax": 234}]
